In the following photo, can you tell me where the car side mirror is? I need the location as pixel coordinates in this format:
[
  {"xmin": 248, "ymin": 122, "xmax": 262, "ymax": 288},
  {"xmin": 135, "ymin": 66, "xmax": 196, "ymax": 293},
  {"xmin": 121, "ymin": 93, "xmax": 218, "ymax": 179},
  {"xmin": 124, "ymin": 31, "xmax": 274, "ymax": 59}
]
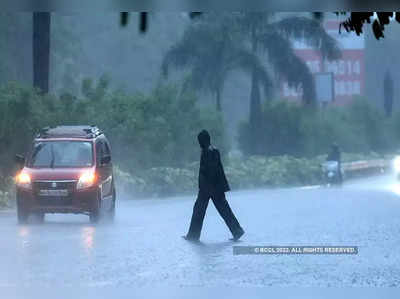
[
  {"xmin": 15, "ymin": 154, "xmax": 25, "ymax": 165},
  {"xmin": 101, "ymin": 155, "xmax": 111, "ymax": 165}
]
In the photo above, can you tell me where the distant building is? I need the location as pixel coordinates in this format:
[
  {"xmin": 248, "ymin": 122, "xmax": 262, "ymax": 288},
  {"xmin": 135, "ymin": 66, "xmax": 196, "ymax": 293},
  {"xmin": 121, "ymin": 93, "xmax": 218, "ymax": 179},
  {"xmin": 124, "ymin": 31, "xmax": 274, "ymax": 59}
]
[{"xmin": 280, "ymin": 18, "xmax": 365, "ymax": 106}]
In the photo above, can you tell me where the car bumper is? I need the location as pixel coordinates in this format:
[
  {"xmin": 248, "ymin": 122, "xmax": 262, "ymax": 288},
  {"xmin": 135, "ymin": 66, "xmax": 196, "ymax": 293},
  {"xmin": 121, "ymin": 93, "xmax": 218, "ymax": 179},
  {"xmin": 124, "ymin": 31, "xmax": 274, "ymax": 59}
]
[{"xmin": 17, "ymin": 187, "xmax": 98, "ymax": 214}]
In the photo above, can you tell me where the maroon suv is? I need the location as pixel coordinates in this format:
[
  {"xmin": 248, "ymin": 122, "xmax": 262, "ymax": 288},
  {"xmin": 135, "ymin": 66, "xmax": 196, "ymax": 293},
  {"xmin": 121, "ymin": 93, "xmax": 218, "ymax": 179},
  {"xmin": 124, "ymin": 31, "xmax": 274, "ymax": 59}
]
[{"xmin": 15, "ymin": 126, "xmax": 116, "ymax": 224}]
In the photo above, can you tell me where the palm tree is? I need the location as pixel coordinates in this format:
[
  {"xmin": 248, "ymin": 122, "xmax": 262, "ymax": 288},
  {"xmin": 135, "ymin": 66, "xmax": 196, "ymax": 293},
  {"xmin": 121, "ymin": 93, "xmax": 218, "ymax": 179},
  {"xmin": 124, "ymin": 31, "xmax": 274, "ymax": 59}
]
[
  {"xmin": 162, "ymin": 16, "xmax": 272, "ymax": 112},
  {"xmin": 234, "ymin": 13, "xmax": 341, "ymax": 154},
  {"xmin": 239, "ymin": 13, "xmax": 341, "ymax": 105}
]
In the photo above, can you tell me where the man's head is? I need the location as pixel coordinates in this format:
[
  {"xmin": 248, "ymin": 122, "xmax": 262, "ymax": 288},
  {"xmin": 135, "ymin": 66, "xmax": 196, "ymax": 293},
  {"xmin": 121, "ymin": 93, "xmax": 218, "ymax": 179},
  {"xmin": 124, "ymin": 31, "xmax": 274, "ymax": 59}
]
[{"xmin": 197, "ymin": 130, "xmax": 211, "ymax": 149}]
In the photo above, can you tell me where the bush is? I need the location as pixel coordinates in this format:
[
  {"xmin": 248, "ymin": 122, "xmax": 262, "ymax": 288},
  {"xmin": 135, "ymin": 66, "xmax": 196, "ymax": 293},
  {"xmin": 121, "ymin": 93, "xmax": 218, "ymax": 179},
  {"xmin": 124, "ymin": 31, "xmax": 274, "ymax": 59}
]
[
  {"xmin": 114, "ymin": 165, "xmax": 196, "ymax": 198},
  {"xmin": 224, "ymin": 155, "xmax": 322, "ymax": 189},
  {"xmin": 239, "ymin": 97, "xmax": 399, "ymax": 158},
  {"xmin": 0, "ymin": 80, "xmax": 228, "ymax": 177},
  {"xmin": 91, "ymin": 84, "xmax": 228, "ymax": 172},
  {"xmin": 0, "ymin": 82, "xmax": 61, "ymax": 171},
  {"xmin": 0, "ymin": 174, "xmax": 14, "ymax": 208}
]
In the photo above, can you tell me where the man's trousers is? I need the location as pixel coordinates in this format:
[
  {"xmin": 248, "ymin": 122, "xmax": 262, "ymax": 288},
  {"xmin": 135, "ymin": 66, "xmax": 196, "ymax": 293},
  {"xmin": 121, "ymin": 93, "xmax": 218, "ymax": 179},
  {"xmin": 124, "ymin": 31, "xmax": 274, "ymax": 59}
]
[{"xmin": 186, "ymin": 190, "xmax": 243, "ymax": 240}]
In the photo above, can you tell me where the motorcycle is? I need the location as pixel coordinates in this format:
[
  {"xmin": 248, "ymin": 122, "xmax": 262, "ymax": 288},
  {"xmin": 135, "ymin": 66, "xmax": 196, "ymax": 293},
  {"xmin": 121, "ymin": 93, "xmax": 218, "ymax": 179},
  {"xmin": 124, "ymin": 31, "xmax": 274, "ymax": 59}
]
[{"xmin": 321, "ymin": 160, "xmax": 343, "ymax": 186}]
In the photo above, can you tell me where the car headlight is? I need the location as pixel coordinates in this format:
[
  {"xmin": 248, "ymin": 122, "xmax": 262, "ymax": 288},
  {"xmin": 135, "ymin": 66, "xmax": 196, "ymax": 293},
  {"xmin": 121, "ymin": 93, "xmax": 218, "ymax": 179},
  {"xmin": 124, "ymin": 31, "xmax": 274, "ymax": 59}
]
[
  {"xmin": 15, "ymin": 171, "xmax": 32, "ymax": 189},
  {"xmin": 393, "ymin": 157, "xmax": 400, "ymax": 172},
  {"xmin": 77, "ymin": 170, "xmax": 96, "ymax": 190}
]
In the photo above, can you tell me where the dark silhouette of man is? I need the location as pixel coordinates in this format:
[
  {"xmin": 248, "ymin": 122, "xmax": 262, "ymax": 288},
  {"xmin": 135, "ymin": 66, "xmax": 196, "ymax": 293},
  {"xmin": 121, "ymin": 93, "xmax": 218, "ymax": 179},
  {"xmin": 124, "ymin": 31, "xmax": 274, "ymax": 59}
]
[{"xmin": 183, "ymin": 130, "xmax": 244, "ymax": 241}]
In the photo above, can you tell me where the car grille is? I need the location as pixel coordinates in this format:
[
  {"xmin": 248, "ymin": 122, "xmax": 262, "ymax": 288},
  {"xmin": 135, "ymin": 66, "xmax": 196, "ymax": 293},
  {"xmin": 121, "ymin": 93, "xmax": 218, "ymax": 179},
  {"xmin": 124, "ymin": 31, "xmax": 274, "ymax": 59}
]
[{"xmin": 33, "ymin": 180, "xmax": 77, "ymax": 206}]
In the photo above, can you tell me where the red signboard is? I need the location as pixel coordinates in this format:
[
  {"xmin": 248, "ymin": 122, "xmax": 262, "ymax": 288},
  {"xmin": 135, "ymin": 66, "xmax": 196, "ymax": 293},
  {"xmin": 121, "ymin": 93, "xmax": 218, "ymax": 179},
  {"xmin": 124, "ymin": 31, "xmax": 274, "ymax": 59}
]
[{"xmin": 281, "ymin": 19, "xmax": 365, "ymax": 105}]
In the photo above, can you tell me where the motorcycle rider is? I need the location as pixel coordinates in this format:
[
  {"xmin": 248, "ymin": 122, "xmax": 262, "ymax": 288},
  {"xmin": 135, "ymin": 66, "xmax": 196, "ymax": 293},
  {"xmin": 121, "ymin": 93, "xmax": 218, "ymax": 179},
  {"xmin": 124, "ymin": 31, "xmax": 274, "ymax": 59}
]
[{"xmin": 326, "ymin": 143, "xmax": 342, "ymax": 183}]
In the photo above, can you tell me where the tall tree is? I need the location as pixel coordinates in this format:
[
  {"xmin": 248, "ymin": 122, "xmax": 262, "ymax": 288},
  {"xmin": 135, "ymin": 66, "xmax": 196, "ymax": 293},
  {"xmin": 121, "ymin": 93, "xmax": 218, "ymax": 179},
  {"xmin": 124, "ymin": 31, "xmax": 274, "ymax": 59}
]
[
  {"xmin": 234, "ymin": 13, "xmax": 341, "ymax": 154},
  {"xmin": 384, "ymin": 70, "xmax": 394, "ymax": 117},
  {"xmin": 238, "ymin": 13, "xmax": 341, "ymax": 105},
  {"xmin": 33, "ymin": 12, "xmax": 51, "ymax": 94},
  {"xmin": 162, "ymin": 16, "xmax": 272, "ymax": 112}
]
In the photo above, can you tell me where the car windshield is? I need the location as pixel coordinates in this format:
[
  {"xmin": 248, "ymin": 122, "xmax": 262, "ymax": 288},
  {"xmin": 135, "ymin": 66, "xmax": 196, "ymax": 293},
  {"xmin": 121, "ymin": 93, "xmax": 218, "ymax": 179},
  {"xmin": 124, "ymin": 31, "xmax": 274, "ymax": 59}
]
[{"xmin": 29, "ymin": 141, "xmax": 93, "ymax": 168}]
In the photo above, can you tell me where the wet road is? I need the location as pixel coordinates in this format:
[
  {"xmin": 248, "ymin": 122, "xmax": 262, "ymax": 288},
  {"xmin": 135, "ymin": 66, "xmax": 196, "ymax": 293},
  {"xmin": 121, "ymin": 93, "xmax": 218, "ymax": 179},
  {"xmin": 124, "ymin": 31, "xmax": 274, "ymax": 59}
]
[{"xmin": 1, "ymin": 174, "xmax": 400, "ymax": 289}]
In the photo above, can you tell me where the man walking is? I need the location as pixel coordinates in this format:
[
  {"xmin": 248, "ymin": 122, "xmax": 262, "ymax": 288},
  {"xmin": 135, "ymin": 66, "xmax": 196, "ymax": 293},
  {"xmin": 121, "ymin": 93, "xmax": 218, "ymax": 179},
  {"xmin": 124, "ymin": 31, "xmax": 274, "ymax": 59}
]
[{"xmin": 183, "ymin": 130, "xmax": 244, "ymax": 242}]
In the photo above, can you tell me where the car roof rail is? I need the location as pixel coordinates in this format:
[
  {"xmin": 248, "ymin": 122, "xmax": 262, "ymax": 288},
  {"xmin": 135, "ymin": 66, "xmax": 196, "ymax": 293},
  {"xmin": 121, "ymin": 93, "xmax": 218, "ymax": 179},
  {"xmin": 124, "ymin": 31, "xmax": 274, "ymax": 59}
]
[
  {"xmin": 36, "ymin": 125, "xmax": 103, "ymax": 139},
  {"xmin": 36, "ymin": 126, "xmax": 52, "ymax": 138},
  {"xmin": 83, "ymin": 126, "xmax": 103, "ymax": 138}
]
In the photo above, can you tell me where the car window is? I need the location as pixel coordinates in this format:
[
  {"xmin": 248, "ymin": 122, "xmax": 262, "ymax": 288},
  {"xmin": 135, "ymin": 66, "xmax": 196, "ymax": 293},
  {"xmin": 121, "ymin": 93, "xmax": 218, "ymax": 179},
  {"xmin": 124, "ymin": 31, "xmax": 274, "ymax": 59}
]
[{"xmin": 30, "ymin": 141, "xmax": 93, "ymax": 168}]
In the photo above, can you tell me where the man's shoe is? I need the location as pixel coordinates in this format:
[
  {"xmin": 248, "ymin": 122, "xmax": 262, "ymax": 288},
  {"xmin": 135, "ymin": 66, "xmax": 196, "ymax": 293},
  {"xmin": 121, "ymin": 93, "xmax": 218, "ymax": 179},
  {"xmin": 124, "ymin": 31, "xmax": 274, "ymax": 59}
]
[
  {"xmin": 182, "ymin": 235, "xmax": 199, "ymax": 242},
  {"xmin": 230, "ymin": 229, "xmax": 245, "ymax": 242}
]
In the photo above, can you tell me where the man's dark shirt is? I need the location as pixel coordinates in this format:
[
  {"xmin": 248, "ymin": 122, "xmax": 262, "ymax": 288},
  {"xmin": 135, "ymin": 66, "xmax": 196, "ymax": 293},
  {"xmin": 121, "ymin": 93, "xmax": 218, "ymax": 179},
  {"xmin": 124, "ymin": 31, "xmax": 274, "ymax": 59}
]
[{"xmin": 198, "ymin": 145, "xmax": 230, "ymax": 195}]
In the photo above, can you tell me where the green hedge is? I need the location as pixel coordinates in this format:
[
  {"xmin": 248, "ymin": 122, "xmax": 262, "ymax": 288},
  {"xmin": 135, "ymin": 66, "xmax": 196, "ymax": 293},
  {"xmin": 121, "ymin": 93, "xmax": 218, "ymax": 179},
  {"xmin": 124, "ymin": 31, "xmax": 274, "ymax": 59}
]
[
  {"xmin": 113, "ymin": 152, "xmax": 387, "ymax": 198},
  {"xmin": 114, "ymin": 166, "xmax": 196, "ymax": 198}
]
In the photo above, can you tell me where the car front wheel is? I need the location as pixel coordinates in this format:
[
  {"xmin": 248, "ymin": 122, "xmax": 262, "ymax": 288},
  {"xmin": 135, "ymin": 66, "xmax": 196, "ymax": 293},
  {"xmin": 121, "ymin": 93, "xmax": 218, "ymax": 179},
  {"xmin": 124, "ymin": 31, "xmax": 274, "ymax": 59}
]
[
  {"xmin": 89, "ymin": 192, "xmax": 101, "ymax": 224},
  {"xmin": 17, "ymin": 199, "xmax": 29, "ymax": 224}
]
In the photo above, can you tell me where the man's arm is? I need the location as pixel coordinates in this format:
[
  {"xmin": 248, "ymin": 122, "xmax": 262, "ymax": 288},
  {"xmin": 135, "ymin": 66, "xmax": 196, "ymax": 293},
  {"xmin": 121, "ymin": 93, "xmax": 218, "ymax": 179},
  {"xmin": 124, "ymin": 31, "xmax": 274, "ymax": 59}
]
[
  {"xmin": 199, "ymin": 151, "xmax": 209, "ymax": 189},
  {"xmin": 215, "ymin": 150, "xmax": 223, "ymax": 169},
  {"xmin": 215, "ymin": 149, "xmax": 230, "ymax": 192}
]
